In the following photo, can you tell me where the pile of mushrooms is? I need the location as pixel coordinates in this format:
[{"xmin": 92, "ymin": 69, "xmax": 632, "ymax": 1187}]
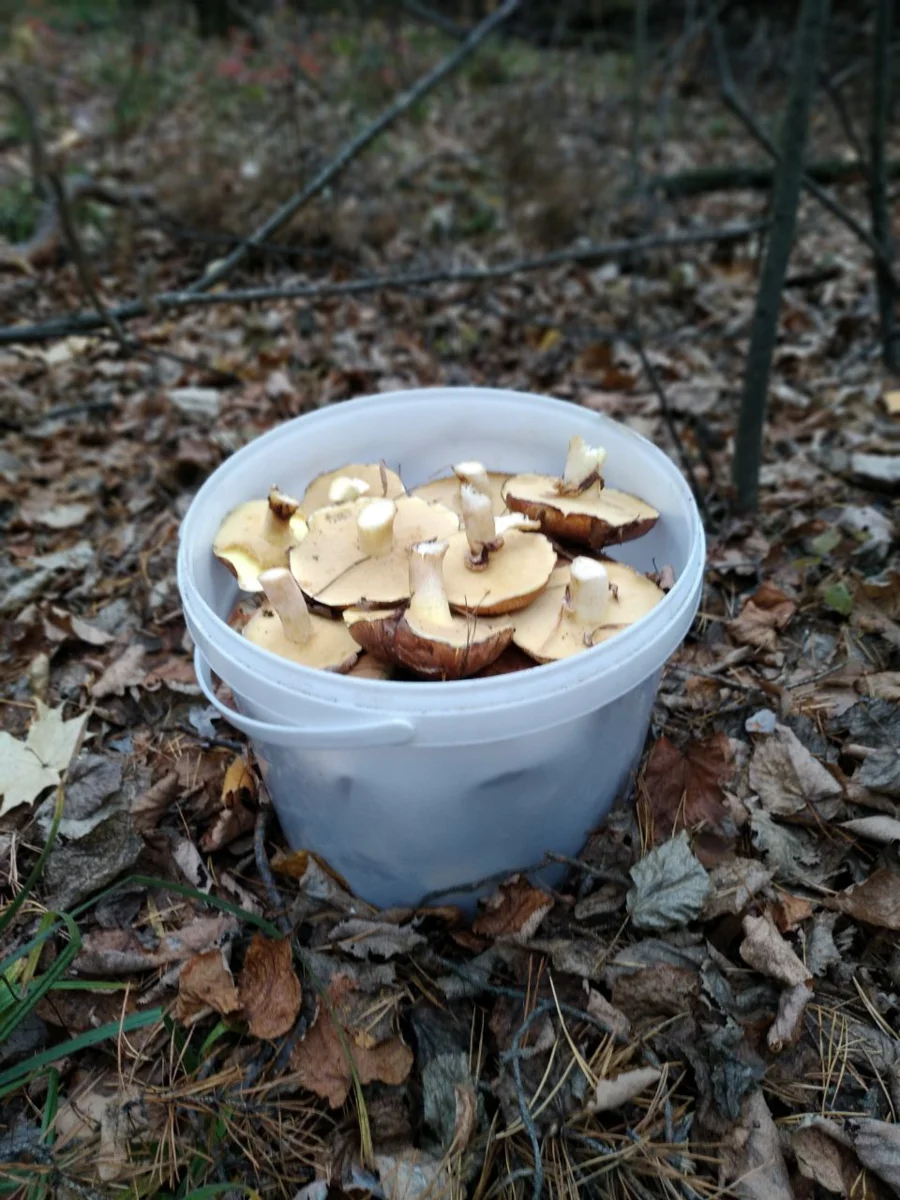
[{"xmin": 212, "ymin": 437, "xmax": 672, "ymax": 681}]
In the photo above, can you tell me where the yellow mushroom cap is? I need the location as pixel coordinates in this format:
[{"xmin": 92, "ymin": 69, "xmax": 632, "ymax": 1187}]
[
  {"xmin": 290, "ymin": 495, "xmax": 459, "ymax": 609},
  {"xmin": 213, "ymin": 486, "xmax": 307, "ymax": 592},
  {"xmin": 513, "ymin": 557, "xmax": 666, "ymax": 662},
  {"xmin": 244, "ymin": 568, "xmax": 359, "ymax": 672},
  {"xmin": 301, "ymin": 462, "xmax": 404, "ymax": 515},
  {"xmin": 503, "ymin": 474, "xmax": 658, "ymax": 548}
]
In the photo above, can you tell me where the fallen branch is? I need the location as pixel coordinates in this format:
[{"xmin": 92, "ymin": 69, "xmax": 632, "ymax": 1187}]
[
  {"xmin": 648, "ymin": 157, "xmax": 900, "ymax": 197},
  {"xmin": 0, "ymin": 220, "xmax": 765, "ymax": 346},
  {"xmin": 189, "ymin": 0, "xmax": 521, "ymax": 294}
]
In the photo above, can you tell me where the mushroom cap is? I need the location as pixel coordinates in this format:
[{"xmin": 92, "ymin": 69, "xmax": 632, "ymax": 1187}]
[
  {"xmin": 244, "ymin": 607, "xmax": 360, "ymax": 672},
  {"xmin": 301, "ymin": 463, "xmax": 404, "ymax": 515},
  {"xmin": 412, "ymin": 471, "xmax": 510, "ymax": 517},
  {"xmin": 213, "ymin": 495, "xmax": 307, "ymax": 592},
  {"xmin": 502, "ymin": 474, "xmax": 658, "ymax": 547},
  {"xmin": 290, "ymin": 496, "xmax": 459, "ymax": 609},
  {"xmin": 513, "ymin": 559, "xmax": 665, "ymax": 662},
  {"xmin": 442, "ymin": 528, "xmax": 556, "ymax": 615},
  {"xmin": 347, "ymin": 652, "xmax": 394, "ymax": 680},
  {"xmin": 344, "ymin": 606, "xmax": 513, "ymax": 680}
]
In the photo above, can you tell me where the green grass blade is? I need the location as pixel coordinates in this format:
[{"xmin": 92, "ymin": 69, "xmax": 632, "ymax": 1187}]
[{"xmin": 0, "ymin": 785, "xmax": 64, "ymax": 942}]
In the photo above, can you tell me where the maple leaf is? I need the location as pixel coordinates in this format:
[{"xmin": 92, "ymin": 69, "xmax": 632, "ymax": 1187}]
[{"xmin": 0, "ymin": 701, "xmax": 88, "ymax": 817}]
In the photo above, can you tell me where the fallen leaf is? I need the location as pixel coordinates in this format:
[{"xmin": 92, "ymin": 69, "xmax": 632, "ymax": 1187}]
[
  {"xmin": 200, "ymin": 755, "xmax": 257, "ymax": 852},
  {"xmin": 859, "ymin": 671, "xmax": 900, "ymax": 700},
  {"xmin": 91, "ymin": 644, "xmax": 146, "ymax": 698},
  {"xmin": 857, "ymin": 749, "xmax": 900, "ymax": 797},
  {"xmin": 0, "ymin": 700, "xmax": 88, "ymax": 817},
  {"xmin": 806, "ymin": 912, "xmax": 841, "ymax": 976},
  {"xmin": 770, "ymin": 892, "xmax": 814, "ymax": 932},
  {"xmin": 847, "ymin": 1118, "xmax": 900, "ymax": 1191},
  {"xmin": 841, "ymin": 814, "xmax": 900, "ymax": 844},
  {"xmin": 722, "ymin": 1090, "xmax": 793, "ymax": 1200},
  {"xmin": 169, "ymin": 386, "xmax": 221, "ymax": 420},
  {"xmin": 850, "ymin": 452, "xmax": 900, "ymax": 489},
  {"xmin": 584, "ymin": 987, "xmax": 631, "ymax": 1040},
  {"xmin": 24, "ymin": 500, "xmax": 92, "ymax": 529},
  {"xmin": 375, "ymin": 1150, "xmax": 447, "ymax": 1200},
  {"xmin": 473, "ymin": 877, "xmax": 553, "ymax": 940},
  {"xmin": 291, "ymin": 975, "xmax": 413, "ymax": 1107},
  {"xmin": 748, "ymin": 723, "xmax": 843, "ymax": 818},
  {"xmin": 791, "ymin": 1125, "xmax": 855, "ymax": 1194},
  {"xmin": 43, "ymin": 811, "xmax": 145, "ymax": 910},
  {"xmin": 728, "ymin": 581, "xmax": 796, "ymax": 651},
  {"xmin": 609, "ymin": 964, "xmax": 700, "ymax": 1020},
  {"xmin": 238, "ymin": 935, "xmax": 302, "ymax": 1040},
  {"xmin": 767, "ymin": 982, "xmax": 812, "ymax": 1052},
  {"xmin": 327, "ymin": 918, "xmax": 427, "ymax": 959},
  {"xmin": 739, "ymin": 913, "xmax": 810, "ymax": 987},
  {"xmin": 883, "ymin": 388, "xmax": 900, "ymax": 415},
  {"xmin": 176, "ymin": 949, "xmax": 241, "ymax": 1024},
  {"xmin": 588, "ymin": 1066, "xmax": 661, "ymax": 1112},
  {"xmin": 626, "ymin": 832, "xmax": 710, "ymax": 931},
  {"xmin": 701, "ymin": 858, "xmax": 773, "ymax": 919},
  {"xmin": 639, "ymin": 732, "xmax": 732, "ymax": 843},
  {"xmin": 44, "ymin": 607, "xmax": 114, "ymax": 646},
  {"xmin": 830, "ymin": 868, "xmax": 900, "ymax": 930},
  {"xmin": 76, "ymin": 916, "xmax": 238, "ymax": 974},
  {"xmin": 750, "ymin": 810, "xmax": 825, "ymax": 886}
]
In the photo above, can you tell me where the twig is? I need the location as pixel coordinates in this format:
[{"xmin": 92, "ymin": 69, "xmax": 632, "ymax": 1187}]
[
  {"xmin": 401, "ymin": 0, "xmax": 467, "ymax": 38},
  {"xmin": 868, "ymin": 0, "xmax": 899, "ymax": 369},
  {"xmin": 711, "ymin": 17, "xmax": 899, "ymax": 291},
  {"xmin": 648, "ymin": 157, "xmax": 900, "ymax": 197},
  {"xmin": 726, "ymin": 0, "xmax": 831, "ymax": 511},
  {"xmin": 0, "ymin": 220, "xmax": 765, "ymax": 346},
  {"xmin": 190, "ymin": 0, "xmax": 521, "ymax": 293},
  {"xmin": 253, "ymin": 805, "xmax": 291, "ymax": 938}
]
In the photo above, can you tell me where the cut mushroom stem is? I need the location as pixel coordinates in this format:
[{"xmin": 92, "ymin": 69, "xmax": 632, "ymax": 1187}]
[
  {"xmin": 408, "ymin": 541, "xmax": 454, "ymax": 627},
  {"xmin": 328, "ymin": 476, "xmax": 371, "ymax": 505},
  {"xmin": 357, "ymin": 498, "xmax": 397, "ymax": 557},
  {"xmin": 453, "ymin": 460, "xmax": 491, "ymax": 497},
  {"xmin": 565, "ymin": 558, "xmax": 610, "ymax": 627},
  {"xmin": 258, "ymin": 568, "xmax": 312, "ymax": 644},
  {"xmin": 560, "ymin": 436, "xmax": 607, "ymax": 494},
  {"xmin": 263, "ymin": 486, "xmax": 301, "ymax": 538},
  {"xmin": 461, "ymin": 484, "xmax": 503, "ymax": 569}
]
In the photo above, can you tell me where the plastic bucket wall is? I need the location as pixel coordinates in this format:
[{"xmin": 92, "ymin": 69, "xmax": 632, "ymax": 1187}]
[{"xmin": 177, "ymin": 388, "xmax": 705, "ymax": 909}]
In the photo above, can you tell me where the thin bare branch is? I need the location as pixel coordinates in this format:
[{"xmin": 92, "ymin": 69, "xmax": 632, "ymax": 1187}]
[
  {"xmin": 189, "ymin": 0, "xmax": 521, "ymax": 294},
  {"xmin": 0, "ymin": 220, "xmax": 765, "ymax": 346}
]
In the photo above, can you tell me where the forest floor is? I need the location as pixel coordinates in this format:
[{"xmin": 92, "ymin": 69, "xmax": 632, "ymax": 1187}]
[{"xmin": 1, "ymin": 6, "xmax": 899, "ymax": 1199}]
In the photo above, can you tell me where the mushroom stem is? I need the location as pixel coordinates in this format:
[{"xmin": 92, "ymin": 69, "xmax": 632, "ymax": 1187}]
[
  {"xmin": 328, "ymin": 476, "xmax": 371, "ymax": 504},
  {"xmin": 259, "ymin": 567, "xmax": 312, "ymax": 644},
  {"xmin": 263, "ymin": 485, "xmax": 300, "ymax": 537},
  {"xmin": 566, "ymin": 558, "xmax": 610, "ymax": 625},
  {"xmin": 460, "ymin": 484, "xmax": 502, "ymax": 569},
  {"xmin": 357, "ymin": 498, "xmax": 396, "ymax": 557},
  {"xmin": 560, "ymin": 436, "xmax": 607, "ymax": 494},
  {"xmin": 453, "ymin": 460, "xmax": 491, "ymax": 497},
  {"xmin": 408, "ymin": 541, "xmax": 454, "ymax": 627}
]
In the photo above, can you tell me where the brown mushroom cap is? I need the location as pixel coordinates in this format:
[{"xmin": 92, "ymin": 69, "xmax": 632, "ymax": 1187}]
[
  {"xmin": 301, "ymin": 463, "xmax": 404, "ymax": 515},
  {"xmin": 346, "ymin": 653, "xmax": 394, "ymax": 680},
  {"xmin": 244, "ymin": 568, "xmax": 359, "ymax": 672},
  {"xmin": 213, "ymin": 486, "xmax": 308, "ymax": 592},
  {"xmin": 412, "ymin": 465, "xmax": 510, "ymax": 517},
  {"xmin": 513, "ymin": 557, "xmax": 665, "ymax": 662},
  {"xmin": 344, "ymin": 541, "xmax": 513, "ymax": 680},
  {"xmin": 290, "ymin": 495, "xmax": 459, "ymax": 609},
  {"xmin": 502, "ymin": 474, "xmax": 658, "ymax": 548}
]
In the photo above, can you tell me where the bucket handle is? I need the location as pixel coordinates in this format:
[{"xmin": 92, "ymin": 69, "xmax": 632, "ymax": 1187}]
[{"xmin": 194, "ymin": 648, "xmax": 416, "ymax": 749}]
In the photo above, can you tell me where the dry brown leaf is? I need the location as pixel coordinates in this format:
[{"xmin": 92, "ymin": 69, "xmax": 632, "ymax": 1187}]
[
  {"xmin": 449, "ymin": 1084, "xmax": 478, "ymax": 1155},
  {"xmin": 91, "ymin": 644, "xmax": 146, "ymax": 698},
  {"xmin": 848, "ymin": 1118, "xmax": 900, "ymax": 1192},
  {"xmin": 830, "ymin": 868, "xmax": 900, "ymax": 931},
  {"xmin": 588, "ymin": 1066, "xmax": 661, "ymax": 1112},
  {"xmin": 770, "ymin": 892, "xmax": 815, "ymax": 932},
  {"xmin": 728, "ymin": 581, "xmax": 797, "ymax": 651},
  {"xmin": 176, "ymin": 949, "xmax": 241, "ymax": 1024},
  {"xmin": 609, "ymin": 964, "xmax": 700, "ymax": 1019},
  {"xmin": 131, "ymin": 771, "xmax": 180, "ymax": 833},
  {"xmin": 748, "ymin": 724, "xmax": 843, "ymax": 818},
  {"xmin": 841, "ymin": 815, "xmax": 900, "ymax": 845},
  {"xmin": 859, "ymin": 671, "xmax": 900, "ymax": 701},
  {"xmin": 472, "ymin": 877, "xmax": 553, "ymax": 940},
  {"xmin": 200, "ymin": 754, "xmax": 257, "ymax": 851},
  {"xmin": 701, "ymin": 857, "xmax": 773, "ymax": 919},
  {"xmin": 44, "ymin": 607, "xmax": 114, "ymax": 646},
  {"xmin": 584, "ymin": 986, "xmax": 631, "ymax": 1040},
  {"xmin": 767, "ymin": 982, "xmax": 812, "ymax": 1053},
  {"xmin": 76, "ymin": 916, "xmax": 238, "ymax": 974},
  {"xmin": 238, "ymin": 934, "xmax": 302, "ymax": 1040},
  {"xmin": 722, "ymin": 1090, "xmax": 793, "ymax": 1200},
  {"xmin": 739, "ymin": 913, "xmax": 810, "ymax": 987},
  {"xmin": 639, "ymin": 732, "xmax": 732, "ymax": 843},
  {"xmin": 791, "ymin": 1125, "xmax": 856, "ymax": 1194},
  {"xmin": 291, "ymin": 975, "xmax": 413, "ymax": 1107}
]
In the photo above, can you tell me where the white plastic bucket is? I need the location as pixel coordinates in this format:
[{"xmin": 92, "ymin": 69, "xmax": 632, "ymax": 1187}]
[{"xmin": 177, "ymin": 388, "xmax": 704, "ymax": 909}]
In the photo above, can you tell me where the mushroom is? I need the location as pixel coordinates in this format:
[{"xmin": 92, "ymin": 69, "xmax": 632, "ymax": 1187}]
[
  {"xmin": 412, "ymin": 460, "xmax": 509, "ymax": 517},
  {"xmin": 301, "ymin": 462, "xmax": 404, "ymax": 515},
  {"xmin": 513, "ymin": 557, "xmax": 666, "ymax": 662},
  {"xmin": 347, "ymin": 653, "xmax": 394, "ymax": 680},
  {"xmin": 213, "ymin": 486, "xmax": 309, "ymax": 592},
  {"xmin": 441, "ymin": 485, "xmax": 556, "ymax": 615},
  {"xmin": 290, "ymin": 495, "xmax": 459, "ymax": 609},
  {"xmin": 503, "ymin": 437, "xmax": 659, "ymax": 547},
  {"xmin": 344, "ymin": 541, "xmax": 513, "ymax": 680},
  {"xmin": 327, "ymin": 476, "xmax": 371, "ymax": 505},
  {"xmin": 244, "ymin": 568, "xmax": 360, "ymax": 671}
]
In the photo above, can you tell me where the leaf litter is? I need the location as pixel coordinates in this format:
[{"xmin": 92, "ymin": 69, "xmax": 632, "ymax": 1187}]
[{"xmin": 1, "ymin": 7, "xmax": 899, "ymax": 1198}]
